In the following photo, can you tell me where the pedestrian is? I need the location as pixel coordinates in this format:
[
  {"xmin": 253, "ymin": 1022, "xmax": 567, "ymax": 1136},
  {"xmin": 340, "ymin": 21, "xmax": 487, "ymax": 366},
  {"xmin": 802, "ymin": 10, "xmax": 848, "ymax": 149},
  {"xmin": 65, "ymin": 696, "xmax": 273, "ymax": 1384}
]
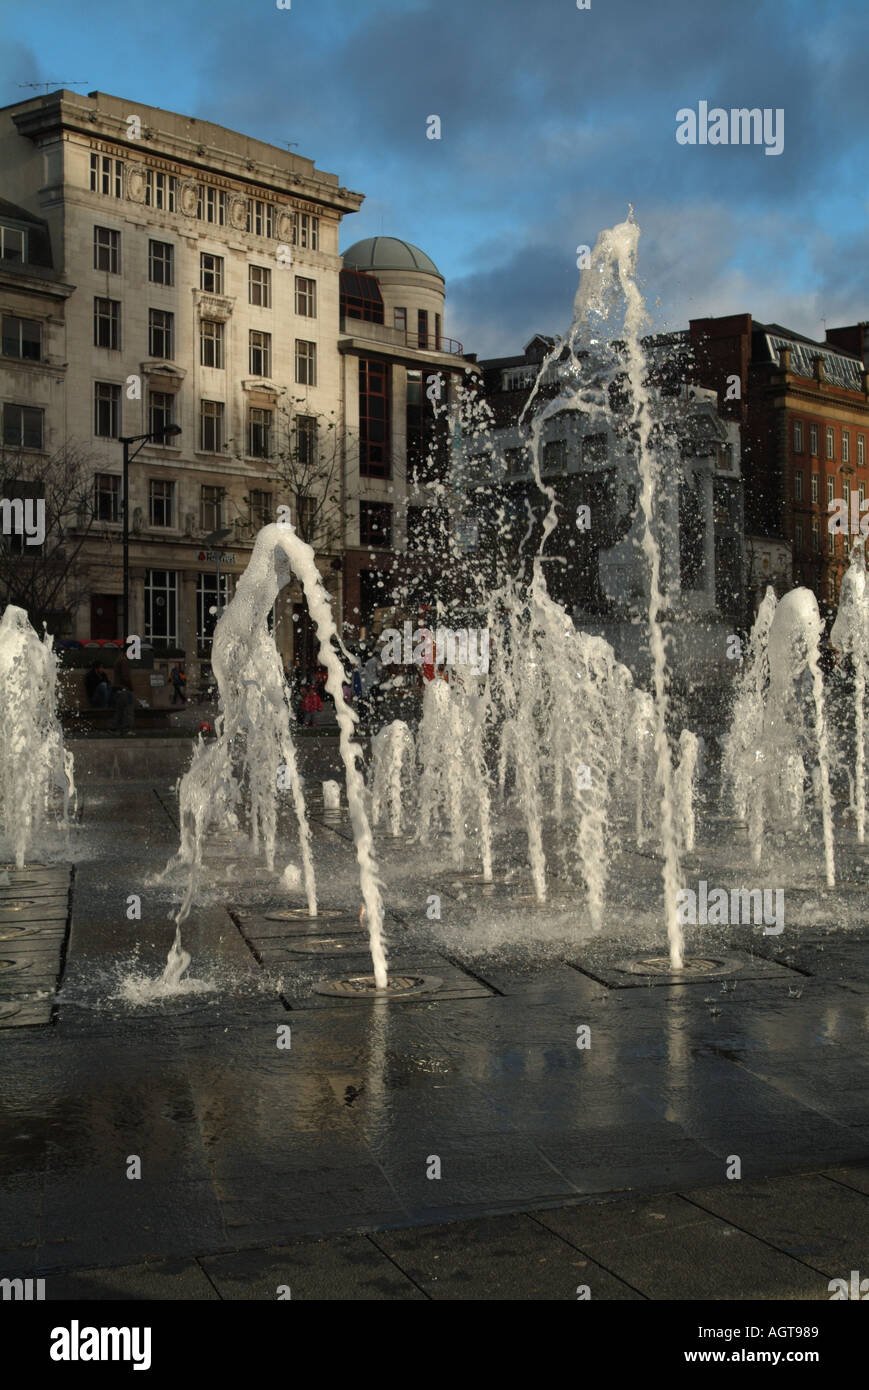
[
  {"xmin": 301, "ymin": 684, "xmax": 322, "ymax": 728},
  {"xmin": 314, "ymin": 665, "xmax": 331, "ymax": 704},
  {"xmin": 109, "ymin": 650, "xmax": 135, "ymax": 735},
  {"xmin": 170, "ymin": 662, "xmax": 187, "ymax": 704},
  {"xmin": 85, "ymin": 659, "xmax": 112, "ymax": 709}
]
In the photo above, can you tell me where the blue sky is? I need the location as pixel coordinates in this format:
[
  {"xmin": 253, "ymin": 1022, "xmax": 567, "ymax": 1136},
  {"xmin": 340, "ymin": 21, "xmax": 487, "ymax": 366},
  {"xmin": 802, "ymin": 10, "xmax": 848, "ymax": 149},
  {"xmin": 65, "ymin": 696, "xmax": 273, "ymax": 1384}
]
[{"xmin": 3, "ymin": 0, "xmax": 868, "ymax": 357}]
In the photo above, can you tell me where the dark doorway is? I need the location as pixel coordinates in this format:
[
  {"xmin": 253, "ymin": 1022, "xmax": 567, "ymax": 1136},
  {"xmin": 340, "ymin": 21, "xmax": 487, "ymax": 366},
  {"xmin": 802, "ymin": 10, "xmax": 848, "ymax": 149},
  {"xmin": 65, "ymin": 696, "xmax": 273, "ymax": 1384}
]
[
  {"xmin": 90, "ymin": 594, "xmax": 120, "ymax": 640},
  {"xmin": 292, "ymin": 599, "xmax": 316, "ymax": 674}
]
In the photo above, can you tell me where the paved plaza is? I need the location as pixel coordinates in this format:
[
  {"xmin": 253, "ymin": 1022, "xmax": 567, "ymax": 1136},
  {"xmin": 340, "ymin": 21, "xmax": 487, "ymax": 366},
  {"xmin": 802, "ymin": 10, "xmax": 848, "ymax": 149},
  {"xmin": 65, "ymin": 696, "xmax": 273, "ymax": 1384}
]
[{"xmin": 2, "ymin": 733, "xmax": 869, "ymax": 1300}]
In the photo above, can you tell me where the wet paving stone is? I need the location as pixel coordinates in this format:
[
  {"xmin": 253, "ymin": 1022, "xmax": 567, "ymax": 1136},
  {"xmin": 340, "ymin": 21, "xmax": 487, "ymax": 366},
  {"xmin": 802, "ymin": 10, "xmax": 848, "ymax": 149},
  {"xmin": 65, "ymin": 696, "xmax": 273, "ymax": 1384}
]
[
  {"xmin": 371, "ymin": 1212, "xmax": 645, "ymax": 1300},
  {"xmin": 4, "ymin": 767, "xmax": 869, "ymax": 1293},
  {"xmin": 42, "ymin": 1256, "xmax": 220, "ymax": 1301},
  {"xmin": 36, "ymin": 1178, "xmax": 230, "ymax": 1273},
  {"xmin": 533, "ymin": 1193, "xmax": 826, "ymax": 1299},
  {"xmin": 535, "ymin": 1122, "xmax": 722, "ymax": 1194},
  {"xmin": 0, "ymin": 903, "xmax": 68, "ymax": 923},
  {"xmin": 683, "ymin": 1173, "xmax": 869, "ymax": 1275},
  {"xmin": 0, "ymin": 866, "xmax": 71, "ymax": 1028},
  {"xmin": 200, "ymin": 1235, "xmax": 426, "ymax": 1300}
]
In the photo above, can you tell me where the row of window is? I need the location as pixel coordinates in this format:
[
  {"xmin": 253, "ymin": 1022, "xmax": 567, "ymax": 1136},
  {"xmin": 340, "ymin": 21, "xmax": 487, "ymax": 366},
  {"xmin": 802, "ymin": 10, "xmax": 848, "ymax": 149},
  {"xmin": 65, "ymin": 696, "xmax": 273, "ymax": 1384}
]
[
  {"xmin": 793, "ymin": 518, "xmax": 863, "ymax": 556},
  {"xmin": 793, "ymin": 418, "xmax": 866, "ymax": 464},
  {"xmin": 793, "ymin": 472, "xmax": 867, "ymax": 506},
  {"xmin": 89, "ymin": 155, "xmax": 320, "ymax": 247},
  {"xmin": 140, "ymin": 569, "xmax": 228, "ymax": 649},
  {"xmin": 147, "ymin": 569, "xmax": 210, "ymax": 648},
  {"xmin": 93, "ymin": 475, "xmax": 277, "ymax": 532},
  {"xmin": 361, "ymin": 359, "xmax": 454, "ymax": 481},
  {"xmin": 500, "ymin": 435, "xmax": 608, "ymax": 476},
  {"xmin": 2, "ymin": 393, "xmax": 318, "ymax": 462},
  {"xmin": 93, "ymin": 298, "xmax": 317, "ymax": 382},
  {"xmin": 95, "ymin": 230, "xmax": 317, "ymax": 313},
  {"xmin": 143, "ymin": 557, "xmax": 307, "ymax": 651},
  {"xmin": 100, "ymin": 480, "xmax": 387, "ymax": 550}
]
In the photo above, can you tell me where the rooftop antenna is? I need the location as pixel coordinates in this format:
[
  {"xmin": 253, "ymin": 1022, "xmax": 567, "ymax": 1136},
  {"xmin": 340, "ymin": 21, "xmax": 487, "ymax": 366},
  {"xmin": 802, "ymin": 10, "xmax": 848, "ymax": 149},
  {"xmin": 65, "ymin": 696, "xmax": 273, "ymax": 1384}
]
[{"xmin": 18, "ymin": 81, "xmax": 90, "ymax": 92}]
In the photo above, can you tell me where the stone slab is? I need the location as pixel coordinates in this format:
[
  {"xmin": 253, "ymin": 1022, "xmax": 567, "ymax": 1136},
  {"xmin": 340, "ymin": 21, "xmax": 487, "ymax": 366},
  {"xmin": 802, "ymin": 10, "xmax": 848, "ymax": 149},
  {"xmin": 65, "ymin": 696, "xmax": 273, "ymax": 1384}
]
[{"xmin": 200, "ymin": 1235, "xmax": 426, "ymax": 1300}]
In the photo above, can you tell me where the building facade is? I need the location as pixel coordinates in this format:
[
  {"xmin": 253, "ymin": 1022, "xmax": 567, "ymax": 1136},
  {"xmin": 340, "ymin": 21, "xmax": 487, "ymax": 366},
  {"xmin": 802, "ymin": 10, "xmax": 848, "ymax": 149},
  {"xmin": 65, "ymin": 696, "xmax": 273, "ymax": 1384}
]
[
  {"xmin": 1, "ymin": 88, "xmax": 361, "ymax": 672},
  {"xmin": 688, "ymin": 314, "xmax": 869, "ymax": 617},
  {"xmin": 0, "ymin": 91, "xmax": 473, "ymax": 674},
  {"xmin": 475, "ymin": 335, "xmax": 744, "ymax": 624},
  {"xmin": 337, "ymin": 236, "xmax": 474, "ymax": 640},
  {"xmin": 0, "ymin": 196, "xmax": 74, "ymax": 625}
]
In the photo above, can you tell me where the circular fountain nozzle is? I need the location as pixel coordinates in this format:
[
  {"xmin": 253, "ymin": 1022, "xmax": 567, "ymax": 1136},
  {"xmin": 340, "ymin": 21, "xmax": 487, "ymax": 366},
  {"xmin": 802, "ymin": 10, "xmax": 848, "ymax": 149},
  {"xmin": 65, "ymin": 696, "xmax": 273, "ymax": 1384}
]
[
  {"xmin": 313, "ymin": 974, "xmax": 442, "ymax": 999},
  {"xmin": 265, "ymin": 906, "xmax": 354, "ymax": 922},
  {"xmin": 614, "ymin": 955, "xmax": 745, "ymax": 983}
]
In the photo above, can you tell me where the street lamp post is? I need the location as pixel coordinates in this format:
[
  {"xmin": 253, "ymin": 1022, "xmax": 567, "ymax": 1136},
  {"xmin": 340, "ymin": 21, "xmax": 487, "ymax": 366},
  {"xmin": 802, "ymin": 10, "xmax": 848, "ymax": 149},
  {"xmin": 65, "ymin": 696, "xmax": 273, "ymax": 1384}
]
[
  {"xmin": 120, "ymin": 425, "xmax": 181, "ymax": 642},
  {"xmin": 203, "ymin": 525, "xmax": 232, "ymax": 629}
]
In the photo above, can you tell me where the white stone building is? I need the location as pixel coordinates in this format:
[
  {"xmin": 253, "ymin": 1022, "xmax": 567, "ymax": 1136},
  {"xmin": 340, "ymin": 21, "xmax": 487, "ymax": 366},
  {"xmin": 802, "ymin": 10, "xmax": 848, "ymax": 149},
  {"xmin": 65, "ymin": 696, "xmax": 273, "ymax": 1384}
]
[
  {"xmin": 337, "ymin": 236, "xmax": 472, "ymax": 636},
  {"xmin": 0, "ymin": 90, "xmax": 474, "ymax": 678}
]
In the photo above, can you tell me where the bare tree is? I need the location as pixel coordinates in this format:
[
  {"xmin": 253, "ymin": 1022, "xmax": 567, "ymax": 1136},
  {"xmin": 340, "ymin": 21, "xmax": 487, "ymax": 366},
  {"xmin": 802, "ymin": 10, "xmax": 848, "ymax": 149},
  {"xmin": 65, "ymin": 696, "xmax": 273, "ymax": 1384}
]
[
  {"xmin": 225, "ymin": 398, "xmax": 354, "ymax": 668},
  {"xmin": 232, "ymin": 397, "xmax": 351, "ymax": 552},
  {"xmin": 0, "ymin": 444, "xmax": 98, "ymax": 630}
]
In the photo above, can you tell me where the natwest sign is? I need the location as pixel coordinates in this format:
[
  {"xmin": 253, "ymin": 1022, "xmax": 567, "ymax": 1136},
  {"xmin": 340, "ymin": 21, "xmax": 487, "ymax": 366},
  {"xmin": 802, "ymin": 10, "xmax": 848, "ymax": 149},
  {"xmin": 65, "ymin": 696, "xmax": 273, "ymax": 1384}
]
[{"xmin": 198, "ymin": 550, "xmax": 236, "ymax": 564}]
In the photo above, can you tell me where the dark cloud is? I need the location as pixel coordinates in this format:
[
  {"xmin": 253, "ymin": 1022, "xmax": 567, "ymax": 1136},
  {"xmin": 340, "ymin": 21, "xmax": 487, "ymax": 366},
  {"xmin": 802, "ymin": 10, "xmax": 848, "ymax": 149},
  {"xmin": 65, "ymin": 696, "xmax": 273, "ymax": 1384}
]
[
  {"xmin": 27, "ymin": 0, "xmax": 861, "ymax": 357},
  {"xmin": 186, "ymin": 0, "xmax": 868, "ymax": 353}
]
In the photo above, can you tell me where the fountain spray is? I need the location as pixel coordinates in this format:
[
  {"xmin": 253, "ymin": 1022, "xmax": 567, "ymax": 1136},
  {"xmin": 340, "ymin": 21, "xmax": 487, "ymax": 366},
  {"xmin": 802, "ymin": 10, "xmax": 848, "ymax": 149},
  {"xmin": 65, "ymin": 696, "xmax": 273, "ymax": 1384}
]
[
  {"xmin": 525, "ymin": 211, "xmax": 686, "ymax": 967},
  {"xmin": 0, "ymin": 604, "xmax": 75, "ymax": 868},
  {"xmin": 831, "ymin": 544, "xmax": 869, "ymax": 844},
  {"xmin": 163, "ymin": 522, "xmax": 388, "ymax": 990}
]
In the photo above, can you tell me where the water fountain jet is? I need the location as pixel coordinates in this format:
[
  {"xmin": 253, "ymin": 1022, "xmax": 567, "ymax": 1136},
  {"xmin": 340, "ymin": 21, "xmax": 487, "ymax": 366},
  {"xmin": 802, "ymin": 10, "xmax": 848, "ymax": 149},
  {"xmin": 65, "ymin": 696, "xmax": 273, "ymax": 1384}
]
[
  {"xmin": 164, "ymin": 521, "xmax": 388, "ymax": 989},
  {"xmin": 0, "ymin": 604, "xmax": 75, "ymax": 869}
]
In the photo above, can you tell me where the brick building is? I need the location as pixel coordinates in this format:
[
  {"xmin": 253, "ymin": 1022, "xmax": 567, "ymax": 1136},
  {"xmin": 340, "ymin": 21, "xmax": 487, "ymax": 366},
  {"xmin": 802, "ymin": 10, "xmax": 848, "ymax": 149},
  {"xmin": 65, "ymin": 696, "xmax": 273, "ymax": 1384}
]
[{"xmin": 688, "ymin": 314, "xmax": 869, "ymax": 616}]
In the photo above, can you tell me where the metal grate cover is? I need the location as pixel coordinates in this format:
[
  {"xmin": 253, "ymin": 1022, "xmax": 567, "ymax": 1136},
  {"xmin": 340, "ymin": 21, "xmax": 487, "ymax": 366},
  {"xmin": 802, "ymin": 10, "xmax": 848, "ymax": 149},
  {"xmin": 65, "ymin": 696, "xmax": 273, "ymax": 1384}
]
[
  {"xmin": 265, "ymin": 906, "xmax": 356, "ymax": 922},
  {"xmin": 278, "ymin": 936, "xmax": 370, "ymax": 955},
  {"xmin": 314, "ymin": 973, "xmax": 443, "ymax": 999}
]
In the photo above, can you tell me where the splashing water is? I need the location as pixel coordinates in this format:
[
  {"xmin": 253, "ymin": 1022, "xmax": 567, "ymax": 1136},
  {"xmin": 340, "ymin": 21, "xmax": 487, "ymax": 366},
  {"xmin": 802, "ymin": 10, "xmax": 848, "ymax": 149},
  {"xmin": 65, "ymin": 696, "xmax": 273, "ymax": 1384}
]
[
  {"xmin": 0, "ymin": 604, "xmax": 75, "ymax": 867},
  {"xmin": 163, "ymin": 521, "xmax": 388, "ymax": 989},
  {"xmin": 632, "ymin": 689, "xmax": 656, "ymax": 848},
  {"xmin": 730, "ymin": 587, "xmax": 837, "ymax": 885},
  {"xmin": 601, "ymin": 216, "xmax": 684, "ymax": 967},
  {"xmin": 520, "ymin": 211, "xmax": 685, "ymax": 963},
  {"xmin": 769, "ymin": 590, "xmax": 836, "ymax": 886},
  {"xmin": 831, "ymin": 544, "xmax": 869, "ymax": 844},
  {"xmin": 322, "ymin": 780, "xmax": 341, "ymax": 810},
  {"xmin": 370, "ymin": 720, "xmax": 415, "ymax": 838},
  {"xmin": 675, "ymin": 729, "xmax": 699, "ymax": 855},
  {"xmin": 416, "ymin": 675, "xmax": 493, "ymax": 877},
  {"xmin": 722, "ymin": 586, "xmax": 777, "ymax": 827}
]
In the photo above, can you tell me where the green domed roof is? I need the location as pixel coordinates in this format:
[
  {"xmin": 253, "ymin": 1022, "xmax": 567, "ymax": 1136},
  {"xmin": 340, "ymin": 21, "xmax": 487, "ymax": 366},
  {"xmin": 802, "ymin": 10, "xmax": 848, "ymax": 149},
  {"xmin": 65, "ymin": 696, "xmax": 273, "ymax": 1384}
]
[{"xmin": 342, "ymin": 237, "xmax": 441, "ymax": 277}]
